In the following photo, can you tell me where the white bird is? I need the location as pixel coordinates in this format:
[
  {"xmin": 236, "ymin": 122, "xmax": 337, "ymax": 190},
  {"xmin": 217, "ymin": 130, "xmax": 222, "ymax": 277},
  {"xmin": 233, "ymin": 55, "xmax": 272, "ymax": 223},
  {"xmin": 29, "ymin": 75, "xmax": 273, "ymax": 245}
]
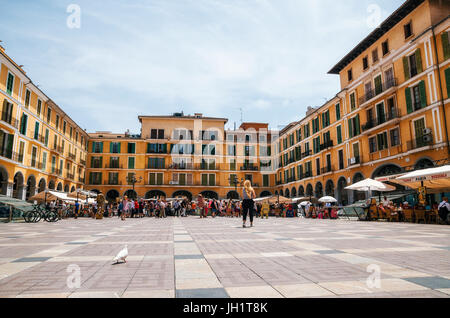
[{"xmin": 113, "ymin": 245, "xmax": 128, "ymax": 264}]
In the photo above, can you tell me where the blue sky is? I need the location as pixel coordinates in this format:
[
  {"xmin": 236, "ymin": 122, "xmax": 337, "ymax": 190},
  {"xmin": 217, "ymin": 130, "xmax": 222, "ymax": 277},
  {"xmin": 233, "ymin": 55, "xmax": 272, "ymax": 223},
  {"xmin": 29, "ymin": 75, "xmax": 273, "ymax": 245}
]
[{"xmin": 0, "ymin": 0, "xmax": 404, "ymax": 133}]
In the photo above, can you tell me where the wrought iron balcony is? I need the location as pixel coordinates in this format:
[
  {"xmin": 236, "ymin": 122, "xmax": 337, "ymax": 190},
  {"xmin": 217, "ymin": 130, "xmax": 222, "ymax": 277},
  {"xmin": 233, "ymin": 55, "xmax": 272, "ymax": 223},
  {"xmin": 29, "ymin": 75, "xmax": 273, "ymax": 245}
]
[
  {"xmin": 104, "ymin": 180, "xmax": 122, "ymax": 185},
  {"xmin": 302, "ymin": 150, "xmax": 312, "ymax": 158},
  {"xmin": 240, "ymin": 165, "xmax": 259, "ymax": 171},
  {"xmin": 0, "ymin": 112, "xmax": 19, "ymax": 128},
  {"xmin": 348, "ymin": 156, "xmax": 361, "ymax": 166},
  {"xmin": 320, "ymin": 140, "xmax": 334, "ymax": 151},
  {"xmin": 359, "ymin": 78, "xmax": 397, "ymax": 105},
  {"xmin": 362, "ymin": 108, "xmax": 401, "ymax": 132},
  {"xmin": 406, "ymin": 135, "xmax": 433, "ymax": 151},
  {"xmin": 321, "ymin": 166, "xmax": 334, "ymax": 174},
  {"xmin": 105, "ymin": 164, "xmax": 123, "ymax": 169}
]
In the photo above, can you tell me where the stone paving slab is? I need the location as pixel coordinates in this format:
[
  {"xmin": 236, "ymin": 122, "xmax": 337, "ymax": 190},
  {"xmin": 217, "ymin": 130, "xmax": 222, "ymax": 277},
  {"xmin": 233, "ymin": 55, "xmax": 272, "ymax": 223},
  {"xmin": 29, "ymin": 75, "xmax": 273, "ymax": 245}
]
[{"xmin": 0, "ymin": 217, "xmax": 449, "ymax": 298}]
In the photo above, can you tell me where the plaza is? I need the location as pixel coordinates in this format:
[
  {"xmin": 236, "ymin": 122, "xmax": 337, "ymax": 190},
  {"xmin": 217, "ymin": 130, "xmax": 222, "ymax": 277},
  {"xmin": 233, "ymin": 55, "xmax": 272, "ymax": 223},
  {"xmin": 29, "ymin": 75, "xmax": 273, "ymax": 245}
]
[{"xmin": 0, "ymin": 216, "xmax": 450, "ymax": 298}]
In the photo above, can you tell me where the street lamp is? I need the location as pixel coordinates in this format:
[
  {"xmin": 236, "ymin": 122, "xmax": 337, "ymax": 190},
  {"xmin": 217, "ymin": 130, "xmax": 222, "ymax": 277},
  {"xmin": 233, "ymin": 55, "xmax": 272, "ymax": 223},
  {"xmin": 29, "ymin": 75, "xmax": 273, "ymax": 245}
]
[
  {"xmin": 228, "ymin": 175, "xmax": 243, "ymax": 198},
  {"xmin": 126, "ymin": 174, "xmax": 142, "ymax": 199}
]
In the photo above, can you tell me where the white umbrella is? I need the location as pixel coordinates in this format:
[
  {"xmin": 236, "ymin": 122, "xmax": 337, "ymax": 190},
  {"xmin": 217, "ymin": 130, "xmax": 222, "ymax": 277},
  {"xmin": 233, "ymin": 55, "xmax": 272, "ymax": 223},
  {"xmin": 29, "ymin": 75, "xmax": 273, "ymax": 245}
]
[
  {"xmin": 299, "ymin": 201, "xmax": 310, "ymax": 206},
  {"xmin": 319, "ymin": 196, "xmax": 337, "ymax": 203},
  {"xmin": 392, "ymin": 165, "xmax": 450, "ymax": 193},
  {"xmin": 345, "ymin": 178, "xmax": 395, "ymax": 192}
]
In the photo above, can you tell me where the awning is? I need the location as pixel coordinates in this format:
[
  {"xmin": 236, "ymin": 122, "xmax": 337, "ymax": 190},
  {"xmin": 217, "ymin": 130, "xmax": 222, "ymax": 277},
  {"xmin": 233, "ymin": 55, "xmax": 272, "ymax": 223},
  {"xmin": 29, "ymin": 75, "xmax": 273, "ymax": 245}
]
[
  {"xmin": 0, "ymin": 194, "xmax": 34, "ymax": 212},
  {"xmin": 29, "ymin": 190, "xmax": 77, "ymax": 203},
  {"xmin": 392, "ymin": 165, "xmax": 450, "ymax": 192}
]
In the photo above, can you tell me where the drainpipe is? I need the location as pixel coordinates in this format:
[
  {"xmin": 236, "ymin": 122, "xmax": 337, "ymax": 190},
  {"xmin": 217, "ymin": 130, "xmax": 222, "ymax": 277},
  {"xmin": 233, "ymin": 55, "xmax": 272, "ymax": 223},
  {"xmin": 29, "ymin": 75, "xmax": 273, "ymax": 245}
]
[{"xmin": 431, "ymin": 26, "xmax": 450, "ymax": 155}]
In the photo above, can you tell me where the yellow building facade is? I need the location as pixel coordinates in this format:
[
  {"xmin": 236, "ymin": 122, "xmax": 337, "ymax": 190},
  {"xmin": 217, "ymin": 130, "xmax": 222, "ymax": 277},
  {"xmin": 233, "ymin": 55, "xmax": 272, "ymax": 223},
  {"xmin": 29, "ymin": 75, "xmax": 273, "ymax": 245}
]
[
  {"xmin": 0, "ymin": 47, "xmax": 89, "ymax": 200},
  {"xmin": 85, "ymin": 115, "xmax": 276, "ymax": 201},
  {"xmin": 274, "ymin": 0, "xmax": 450, "ymax": 204}
]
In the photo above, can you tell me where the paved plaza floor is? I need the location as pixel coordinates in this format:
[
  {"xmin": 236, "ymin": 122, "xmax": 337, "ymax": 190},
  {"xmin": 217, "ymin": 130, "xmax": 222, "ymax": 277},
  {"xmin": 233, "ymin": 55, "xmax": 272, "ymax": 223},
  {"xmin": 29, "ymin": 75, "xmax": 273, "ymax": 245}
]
[{"xmin": 0, "ymin": 216, "xmax": 450, "ymax": 298}]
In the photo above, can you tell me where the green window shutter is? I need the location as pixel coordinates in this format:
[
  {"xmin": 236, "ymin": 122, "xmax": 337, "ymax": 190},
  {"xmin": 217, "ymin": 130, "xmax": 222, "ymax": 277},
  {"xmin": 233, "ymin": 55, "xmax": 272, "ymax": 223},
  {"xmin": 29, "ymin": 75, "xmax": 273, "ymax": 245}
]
[
  {"xmin": 419, "ymin": 80, "xmax": 427, "ymax": 108},
  {"xmin": 202, "ymin": 174, "xmax": 208, "ymax": 186},
  {"xmin": 403, "ymin": 56, "xmax": 410, "ymax": 80},
  {"xmin": 100, "ymin": 157, "xmax": 103, "ymax": 168},
  {"xmin": 415, "ymin": 49, "xmax": 423, "ymax": 74},
  {"xmin": 209, "ymin": 174, "xmax": 215, "ymax": 186},
  {"xmin": 157, "ymin": 173, "xmax": 163, "ymax": 185},
  {"xmin": 6, "ymin": 134, "xmax": 13, "ymax": 158},
  {"xmin": 34, "ymin": 122, "xmax": 39, "ymax": 139},
  {"xmin": 442, "ymin": 32, "xmax": 450, "ymax": 60},
  {"xmin": 92, "ymin": 142, "xmax": 96, "ymax": 153},
  {"xmin": 149, "ymin": 173, "xmax": 155, "ymax": 185},
  {"xmin": 348, "ymin": 119, "xmax": 353, "ymax": 138},
  {"xmin": 337, "ymin": 126, "xmax": 342, "ymax": 144},
  {"xmin": 89, "ymin": 173, "xmax": 93, "ymax": 185},
  {"xmin": 445, "ymin": 68, "xmax": 450, "ymax": 97},
  {"xmin": 128, "ymin": 157, "xmax": 135, "ymax": 169},
  {"xmin": 110, "ymin": 142, "xmax": 113, "ymax": 153},
  {"xmin": 355, "ymin": 115, "xmax": 360, "ymax": 135},
  {"xmin": 405, "ymin": 87, "xmax": 413, "ymax": 114}
]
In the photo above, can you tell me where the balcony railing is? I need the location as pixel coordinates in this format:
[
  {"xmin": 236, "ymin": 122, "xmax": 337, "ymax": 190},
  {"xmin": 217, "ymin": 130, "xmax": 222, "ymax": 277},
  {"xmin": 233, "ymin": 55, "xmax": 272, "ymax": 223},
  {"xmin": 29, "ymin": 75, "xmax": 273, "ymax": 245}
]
[
  {"xmin": 362, "ymin": 108, "xmax": 401, "ymax": 132},
  {"xmin": 67, "ymin": 173, "xmax": 75, "ymax": 180},
  {"xmin": 80, "ymin": 159, "xmax": 86, "ymax": 166},
  {"xmin": 348, "ymin": 156, "xmax": 361, "ymax": 166},
  {"xmin": 359, "ymin": 78, "xmax": 397, "ymax": 105},
  {"xmin": 320, "ymin": 140, "xmax": 334, "ymax": 151},
  {"xmin": 104, "ymin": 180, "xmax": 123, "ymax": 185},
  {"xmin": 105, "ymin": 164, "xmax": 123, "ymax": 169},
  {"xmin": 0, "ymin": 112, "xmax": 19, "ymax": 128},
  {"xmin": 302, "ymin": 150, "xmax": 312, "ymax": 158},
  {"xmin": 321, "ymin": 166, "xmax": 334, "ymax": 174},
  {"xmin": 406, "ymin": 135, "xmax": 433, "ymax": 151},
  {"xmin": 68, "ymin": 153, "xmax": 76, "ymax": 160},
  {"xmin": 168, "ymin": 163, "xmax": 194, "ymax": 170},
  {"xmin": 240, "ymin": 165, "xmax": 259, "ymax": 171},
  {"xmin": 147, "ymin": 165, "xmax": 166, "ymax": 170}
]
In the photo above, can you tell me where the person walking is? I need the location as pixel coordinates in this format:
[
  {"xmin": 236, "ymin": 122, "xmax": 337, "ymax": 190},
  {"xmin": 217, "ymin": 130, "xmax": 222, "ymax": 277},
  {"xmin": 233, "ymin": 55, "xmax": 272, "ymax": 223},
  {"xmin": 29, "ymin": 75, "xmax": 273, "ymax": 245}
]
[
  {"xmin": 242, "ymin": 180, "xmax": 256, "ymax": 228},
  {"xmin": 197, "ymin": 194, "xmax": 205, "ymax": 218},
  {"xmin": 438, "ymin": 197, "xmax": 450, "ymax": 224}
]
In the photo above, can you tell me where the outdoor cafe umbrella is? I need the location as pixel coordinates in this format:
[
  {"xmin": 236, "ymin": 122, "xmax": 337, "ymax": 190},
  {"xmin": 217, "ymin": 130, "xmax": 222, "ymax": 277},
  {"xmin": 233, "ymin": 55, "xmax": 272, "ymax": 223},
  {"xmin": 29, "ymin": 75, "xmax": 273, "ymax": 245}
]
[
  {"xmin": 319, "ymin": 196, "xmax": 338, "ymax": 203},
  {"xmin": 299, "ymin": 201, "xmax": 311, "ymax": 206},
  {"xmin": 345, "ymin": 178, "xmax": 395, "ymax": 192},
  {"xmin": 292, "ymin": 196, "xmax": 319, "ymax": 204},
  {"xmin": 392, "ymin": 165, "xmax": 450, "ymax": 193}
]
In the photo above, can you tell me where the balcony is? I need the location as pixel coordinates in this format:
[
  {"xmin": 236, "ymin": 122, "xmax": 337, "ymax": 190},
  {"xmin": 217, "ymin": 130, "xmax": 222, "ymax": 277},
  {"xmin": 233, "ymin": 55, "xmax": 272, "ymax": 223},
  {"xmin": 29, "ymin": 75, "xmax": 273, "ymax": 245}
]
[
  {"xmin": 68, "ymin": 153, "xmax": 76, "ymax": 161},
  {"xmin": 147, "ymin": 165, "xmax": 166, "ymax": 170},
  {"xmin": 67, "ymin": 173, "xmax": 75, "ymax": 180},
  {"xmin": 105, "ymin": 164, "xmax": 124, "ymax": 169},
  {"xmin": 348, "ymin": 156, "xmax": 361, "ymax": 166},
  {"xmin": 406, "ymin": 135, "xmax": 433, "ymax": 151},
  {"xmin": 0, "ymin": 148, "xmax": 13, "ymax": 160},
  {"xmin": 104, "ymin": 180, "xmax": 123, "ymax": 186},
  {"xmin": 358, "ymin": 78, "xmax": 397, "ymax": 105},
  {"xmin": 0, "ymin": 112, "xmax": 19, "ymax": 128},
  {"xmin": 80, "ymin": 159, "xmax": 86, "ymax": 166},
  {"xmin": 302, "ymin": 150, "xmax": 312, "ymax": 158},
  {"xmin": 321, "ymin": 166, "xmax": 334, "ymax": 174},
  {"xmin": 362, "ymin": 108, "xmax": 401, "ymax": 132},
  {"xmin": 240, "ymin": 165, "xmax": 259, "ymax": 171},
  {"xmin": 320, "ymin": 140, "xmax": 334, "ymax": 151},
  {"xmin": 168, "ymin": 163, "xmax": 194, "ymax": 170}
]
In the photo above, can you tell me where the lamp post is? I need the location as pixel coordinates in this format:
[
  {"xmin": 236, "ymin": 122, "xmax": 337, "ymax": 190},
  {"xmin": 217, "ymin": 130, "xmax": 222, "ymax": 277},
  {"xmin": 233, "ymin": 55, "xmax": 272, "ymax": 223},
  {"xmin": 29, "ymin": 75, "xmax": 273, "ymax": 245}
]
[
  {"xmin": 228, "ymin": 175, "xmax": 243, "ymax": 199},
  {"xmin": 126, "ymin": 174, "xmax": 142, "ymax": 199}
]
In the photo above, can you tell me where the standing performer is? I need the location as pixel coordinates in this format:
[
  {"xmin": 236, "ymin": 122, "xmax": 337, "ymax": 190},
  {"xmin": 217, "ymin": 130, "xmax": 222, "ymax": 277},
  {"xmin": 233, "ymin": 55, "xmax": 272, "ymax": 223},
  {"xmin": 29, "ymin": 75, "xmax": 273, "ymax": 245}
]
[{"xmin": 242, "ymin": 180, "xmax": 256, "ymax": 228}]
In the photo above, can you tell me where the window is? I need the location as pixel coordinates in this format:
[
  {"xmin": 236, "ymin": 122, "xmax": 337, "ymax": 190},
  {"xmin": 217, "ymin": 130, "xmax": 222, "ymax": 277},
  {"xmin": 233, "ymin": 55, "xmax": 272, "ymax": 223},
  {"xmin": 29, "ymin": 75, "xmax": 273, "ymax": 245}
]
[
  {"xmin": 350, "ymin": 92, "xmax": 356, "ymax": 111},
  {"xmin": 25, "ymin": 89, "xmax": 31, "ymax": 107},
  {"xmin": 108, "ymin": 172, "xmax": 119, "ymax": 185},
  {"xmin": 44, "ymin": 129, "xmax": 49, "ymax": 146},
  {"xmin": 150, "ymin": 129, "xmax": 165, "ymax": 139},
  {"xmin": 406, "ymin": 81, "xmax": 427, "ymax": 114},
  {"xmin": 37, "ymin": 99, "xmax": 42, "ymax": 116},
  {"xmin": 382, "ymin": 40, "xmax": 389, "ymax": 56},
  {"xmin": 91, "ymin": 157, "xmax": 103, "ymax": 169},
  {"xmin": 442, "ymin": 31, "xmax": 450, "ymax": 60},
  {"xmin": 42, "ymin": 152, "xmax": 47, "ymax": 171},
  {"xmin": 128, "ymin": 157, "xmax": 135, "ymax": 169},
  {"xmin": 149, "ymin": 173, "xmax": 163, "ymax": 185},
  {"xmin": 2, "ymin": 100, "xmax": 14, "ymax": 125},
  {"xmin": 201, "ymin": 158, "xmax": 216, "ymax": 170},
  {"xmin": 403, "ymin": 49, "xmax": 422, "ymax": 80},
  {"xmin": 110, "ymin": 157, "xmax": 120, "ymax": 168},
  {"xmin": 6, "ymin": 73, "xmax": 14, "ymax": 96},
  {"xmin": 59, "ymin": 159, "xmax": 63, "ymax": 175},
  {"xmin": 89, "ymin": 172, "xmax": 102, "ymax": 185},
  {"xmin": 372, "ymin": 49, "xmax": 379, "ymax": 63},
  {"xmin": 127, "ymin": 142, "xmax": 136, "ymax": 154},
  {"xmin": 369, "ymin": 136, "xmax": 377, "ymax": 153},
  {"xmin": 390, "ymin": 128, "xmax": 400, "ymax": 146},
  {"xmin": 377, "ymin": 132, "xmax": 388, "ymax": 150},
  {"xmin": 374, "ymin": 74, "xmax": 382, "ymax": 95},
  {"xmin": 316, "ymin": 158, "xmax": 320, "ymax": 176},
  {"xmin": 147, "ymin": 143, "xmax": 167, "ymax": 154},
  {"xmin": 263, "ymin": 175, "xmax": 269, "ymax": 187},
  {"xmin": 55, "ymin": 114, "xmax": 59, "ymax": 129},
  {"xmin": 227, "ymin": 145, "xmax": 236, "ymax": 156},
  {"xmin": 92, "ymin": 141, "xmax": 103, "ymax": 153},
  {"xmin": 63, "ymin": 121, "xmax": 66, "ymax": 134},
  {"xmin": 348, "ymin": 69, "xmax": 353, "ymax": 82},
  {"xmin": 338, "ymin": 150, "xmax": 344, "ymax": 170},
  {"xmin": 20, "ymin": 113, "xmax": 28, "ymax": 135},
  {"xmin": 363, "ymin": 56, "xmax": 369, "ymax": 70},
  {"xmin": 110, "ymin": 142, "xmax": 121, "ymax": 153},
  {"xmin": 348, "ymin": 115, "xmax": 360, "ymax": 138},
  {"xmin": 201, "ymin": 174, "xmax": 215, "ymax": 186},
  {"xmin": 51, "ymin": 156, "xmax": 56, "ymax": 173},
  {"xmin": 336, "ymin": 125, "xmax": 342, "ymax": 145},
  {"xmin": 313, "ymin": 136, "xmax": 321, "ymax": 154},
  {"xmin": 202, "ymin": 144, "xmax": 216, "ymax": 156},
  {"xmin": 18, "ymin": 141, "xmax": 25, "ymax": 163},
  {"xmin": 335, "ymin": 103, "xmax": 341, "ymax": 121},
  {"xmin": 229, "ymin": 159, "xmax": 236, "ymax": 171},
  {"xmin": 148, "ymin": 158, "xmax": 165, "ymax": 169},
  {"xmin": 404, "ymin": 22, "xmax": 413, "ymax": 39},
  {"xmin": 69, "ymin": 126, "xmax": 73, "ymax": 139},
  {"xmin": 322, "ymin": 110, "xmax": 330, "ymax": 128},
  {"xmin": 34, "ymin": 122, "xmax": 39, "ymax": 140}
]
